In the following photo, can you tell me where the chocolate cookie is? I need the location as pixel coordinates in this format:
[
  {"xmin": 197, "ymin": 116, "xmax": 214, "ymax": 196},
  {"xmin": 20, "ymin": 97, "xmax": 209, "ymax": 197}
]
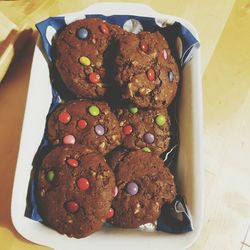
[
  {"xmin": 116, "ymin": 106, "xmax": 171, "ymax": 155},
  {"xmin": 54, "ymin": 18, "xmax": 124, "ymax": 98},
  {"xmin": 47, "ymin": 99, "xmax": 122, "ymax": 155},
  {"xmin": 36, "ymin": 145, "xmax": 116, "ymax": 238},
  {"xmin": 108, "ymin": 150, "xmax": 176, "ymax": 228},
  {"xmin": 106, "ymin": 147, "xmax": 130, "ymax": 171},
  {"xmin": 115, "ymin": 31, "xmax": 180, "ymax": 108}
]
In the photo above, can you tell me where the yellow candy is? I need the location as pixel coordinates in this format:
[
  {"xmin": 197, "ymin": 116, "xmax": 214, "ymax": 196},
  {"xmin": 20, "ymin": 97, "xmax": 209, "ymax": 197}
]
[{"xmin": 79, "ymin": 56, "xmax": 91, "ymax": 66}]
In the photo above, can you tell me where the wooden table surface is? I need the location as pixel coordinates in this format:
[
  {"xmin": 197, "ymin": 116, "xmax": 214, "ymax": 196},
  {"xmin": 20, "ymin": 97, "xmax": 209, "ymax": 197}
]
[{"xmin": 0, "ymin": 1, "xmax": 249, "ymax": 249}]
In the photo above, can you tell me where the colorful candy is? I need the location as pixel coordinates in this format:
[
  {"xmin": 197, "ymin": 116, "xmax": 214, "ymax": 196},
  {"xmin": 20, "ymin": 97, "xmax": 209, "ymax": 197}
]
[
  {"xmin": 106, "ymin": 208, "xmax": 114, "ymax": 219},
  {"xmin": 99, "ymin": 23, "xmax": 109, "ymax": 34},
  {"xmin": 88, "ymin": 72, "xmax": 101, "ymax": 84},
  {"xmin": 94, "ymin": 124, "xmax": 105, "ymax": 136},
  {"xmin": 79, "ymin": 56, "xmax": 91, "ymax": 66},
  {"xmin": 142, "ymin": 147, "xmax": 151, "ymax": 153},
  {"xmin": 129, "ymin": 106, "xmax": 138, "ymax": 114},
  {"xmin": 66, "ymin": 201, "xmax": 79, "ymax": 213},
  {"xmin": 123, "ymin": 125, "xmax": 133, "ymax": 135},
  {"xmin": 126, "ymin": 182, "xmax": 138, "ymax": 195},
  {"xmin": 139, "ymin": 40, "xmax": 148, "ymax": 52},
  {"xmin": 77, "ymin": 178, "xmax": 90, "ymax": 190},
  {"xmin": 147, "ymin": 68, "xmax": 155, "ymax": 81},
  {"xmin": 163, "ymin": 49, "xmax": 168, "ymax": 60},
  {"xmin": 76, "ymin": 28, "xmax": 88, "ymax": 40},
  {"xmin": 144, "ymin": 133, "xmax": 155, "ymax": 144},
  {"xmin": 114, "ymin": 186, "xmax": 118, "ymax": 197},
  {"xmin": 47, "ymin": 170, "xmax": 55, "ymax": 182},
  {"xmin": 63, "ymin": 135, "xmax": 75, "ymax": 145},
  {"xmin": 58, "ymin": 111, "xmax": 71, "ymax": 124},
  {"xmin": 155, "ymin": 115, "xmax": 166, "ymax": 126},
  {"xmin": 77, "ymin": 119, "xmax": 87, "ymax": 129},
  {"xmin": 168, "ymin": 71, "xmax": 174, "ymax": 82},
  {"xmin": 88, "ymin": 105, "xmax": 100, "ymax": 116},
  {"xmin": 67, "ymin": 158, "xmax": 78, "ymax": 168}
]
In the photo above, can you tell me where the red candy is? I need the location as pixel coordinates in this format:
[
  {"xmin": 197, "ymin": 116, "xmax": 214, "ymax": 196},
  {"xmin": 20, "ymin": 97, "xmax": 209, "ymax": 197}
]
[
  {"xmin": 123, "ymin": 125, "xmax": 133, "ymax": 135},
  {"xmin": 77, "ymin": 178, "xmax": 90, "ymax": 190},
  {"xmin": 147, "ymin": 68, "xmax": 155, "ymax": 81},
  {"xmin": 114, "ymin": 186, "xmax": 118, "ymax": 197},
  {"xmin": 67, "ymin": 158, "xmax": 78, "ymax": 168},
  {"xmin": 66, "ymin": 201, "xmax": 79, "ymax": 213},
  {"xmin": 58, "ymin": 111, "xmax": 71, "ymax": 124},
  {"xmin": 99, "ymin": 23, "xmax": 109, "ymax": 34},
  {"xmin": 78, "ymin": 119, "xmax": 87, "ymax": 129},
  {"xmin": 163, "ymin": 49, "xmax": 168, "ymax": 60},
  {"xmin": 106, "ymin": 208, "xmax": 114, "ymax": 219},
  {"xmin": 63, "ymin": 135, "xmax": 75, "ymax": 145},
  {"xmin": 139, "ymin": 40, "xmax": 148, "ymax": 52},
  {"xmin": 89, "ymin": 72, "xmax": 101, "ymax": 84}
]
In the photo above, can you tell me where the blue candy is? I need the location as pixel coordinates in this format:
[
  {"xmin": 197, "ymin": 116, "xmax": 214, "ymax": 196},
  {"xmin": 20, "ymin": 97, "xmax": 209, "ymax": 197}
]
[
  {"xmin": 76, "ymin": 28, "xmax": 88, "ymax": 39},
  {"xmin": 168, "ymin": 71, "xmax": 174, "ymax": 82}
]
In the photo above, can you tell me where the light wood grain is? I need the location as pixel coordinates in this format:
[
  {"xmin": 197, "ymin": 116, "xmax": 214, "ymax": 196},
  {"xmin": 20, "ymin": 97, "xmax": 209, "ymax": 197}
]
[
  {"xmin": 191, "ymin": 0, "xmax": 250, "ymax": 249},
  {"xmin": 0, "ymin": 12, "xmax": 17, "ymax": 41}
]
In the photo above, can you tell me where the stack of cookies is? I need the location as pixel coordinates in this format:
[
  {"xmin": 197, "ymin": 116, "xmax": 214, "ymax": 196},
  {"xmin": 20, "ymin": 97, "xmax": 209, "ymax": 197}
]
[{"xmin": 36, "ymin": 18, "xmax": 179, "ymax": 238}]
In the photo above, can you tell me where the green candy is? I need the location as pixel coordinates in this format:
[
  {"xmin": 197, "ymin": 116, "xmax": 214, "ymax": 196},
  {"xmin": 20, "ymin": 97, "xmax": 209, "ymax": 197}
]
[
  {"xmin": 142, "ymin": 147, "xmax": 151, "ymax": 153},
  {"xmin": 129, "ymin": 106, "xmax": 138, "ymax": 114},
  {"xmin": 79, "ymin": 56, "xmax": 91, "ymax": 66},
  {"xmin": 155, "ymin": 115, "xmax": 166, "ymax": 126},
  {"xmin": 47, "ymin": 170, "xmax": 55, "ymax": 182},
  {"xmin": 88, "ymin": 105, "xmax": 100, "ymax": 116}
]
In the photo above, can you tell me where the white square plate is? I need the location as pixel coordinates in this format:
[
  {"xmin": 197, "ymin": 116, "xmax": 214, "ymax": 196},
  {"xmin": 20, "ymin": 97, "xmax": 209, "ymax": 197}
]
[{"xmin": 11, "ymin": 3, "xmax": 203, "ymax": 250}]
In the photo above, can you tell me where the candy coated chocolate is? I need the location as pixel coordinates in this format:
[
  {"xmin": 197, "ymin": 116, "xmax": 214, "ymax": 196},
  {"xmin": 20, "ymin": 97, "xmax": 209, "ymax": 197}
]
[
  {"xmin": 77, "ymin": 178, "xmax": 90, "ymax": 190},
  {"xmin": 94, "ymin": 124, "xmax": 105, "ymax": 136},
  {"xmin": 47, "ymin": 100, "xmax": 121, "ymax": 155},
  {"xmin": 144, "ymin": 133, "xmax": 155, "ymax": 144},
  {"xmin": 76, "ymin": 28, "xmax": 88, "ymax": 39},
  {"xmin": 123, "ymin": 125, "xmax": 133, "ymax": 135},
  {"xmin": 126, "ymin": 182, "xmax": 139, "ymax": 195},
  {"xmin": 116, "ymin": 107, "xmax": 171, "ymax": 155},
  {"xmin": 63, "ymin": 135, "xmax": 75, "ymax": 145},
  {"xmin": 79, "ymin": 56, "xmax": 91, "ymax": 66}
]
